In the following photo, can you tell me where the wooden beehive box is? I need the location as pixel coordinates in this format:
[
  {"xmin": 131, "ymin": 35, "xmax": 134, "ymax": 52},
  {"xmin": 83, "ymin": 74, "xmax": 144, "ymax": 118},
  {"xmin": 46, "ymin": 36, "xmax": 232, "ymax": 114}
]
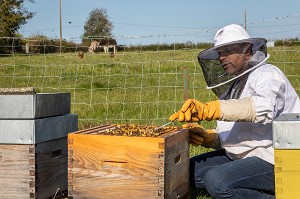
[
  {"xmin": 68, "ymin": 124, "xmax": 190, "ymax": 199},
  {"xmin": 0, "ymin": 138, "xmax": 68, "ymax": 199},
  {"xmin": 0, "ymin": 114, "xmax": 78, "ymax": 199},
  {"xmin": 273, "ymin": 113, "xmax": 300, "ymax": 199}
]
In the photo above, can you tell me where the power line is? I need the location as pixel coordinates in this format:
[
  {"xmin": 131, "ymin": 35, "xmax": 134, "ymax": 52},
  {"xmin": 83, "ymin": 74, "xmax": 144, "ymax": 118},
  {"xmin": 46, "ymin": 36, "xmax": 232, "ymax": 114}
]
[
  {"xmin": 247, "ymin": 14, "xmax": 300, "ymax": 26},
  {"xmin": 20, "ymin": 14, "xmax": 300, "ymax": 40},
  {"xmin": 115, "ymin": 14, "xmax": 300, "ymax": 30},
  {"xmin": 249, "ymin": 23, "xmax": 300, "ymax": 29},
  {"xmin": 112, "ymin": 21, "xmax": 202, "ymax": 29},
  {"xmin": 22, "ymin": 14, "xmax": 300, "ymax": 33}
]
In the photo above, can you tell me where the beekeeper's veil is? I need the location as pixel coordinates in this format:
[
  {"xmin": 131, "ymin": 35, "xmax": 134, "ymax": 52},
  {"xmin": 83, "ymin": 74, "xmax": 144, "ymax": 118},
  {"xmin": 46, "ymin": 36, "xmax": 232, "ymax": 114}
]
[{"xmin": 198, "ymin": 24, "xmax": 269, "ymax": 99}]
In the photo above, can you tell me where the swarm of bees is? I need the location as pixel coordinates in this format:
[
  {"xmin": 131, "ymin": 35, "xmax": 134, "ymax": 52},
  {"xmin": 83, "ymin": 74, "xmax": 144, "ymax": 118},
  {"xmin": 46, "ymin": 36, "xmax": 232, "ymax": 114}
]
[
  {"xmin": 0, "ymin": 87, "xmax": 36, "ymax": 95},
  {"xmin": 98, "ymin": 124, "xmax": 180, "ymax": 137}
]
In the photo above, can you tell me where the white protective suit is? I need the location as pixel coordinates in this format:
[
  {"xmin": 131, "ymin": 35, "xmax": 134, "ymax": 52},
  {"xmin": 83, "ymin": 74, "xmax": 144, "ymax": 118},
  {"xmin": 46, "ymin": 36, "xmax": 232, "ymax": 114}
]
[{"xmin": 217, "ymin": 55, "xmax": 300, "ymax": 165}]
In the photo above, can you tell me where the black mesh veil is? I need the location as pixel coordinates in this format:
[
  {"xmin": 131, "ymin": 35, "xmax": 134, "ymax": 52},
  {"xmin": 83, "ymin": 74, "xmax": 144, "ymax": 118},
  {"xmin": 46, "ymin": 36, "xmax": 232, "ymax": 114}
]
[{"xmin": 198, "ymin": 38, "xmax": 267, "ymax": 99}]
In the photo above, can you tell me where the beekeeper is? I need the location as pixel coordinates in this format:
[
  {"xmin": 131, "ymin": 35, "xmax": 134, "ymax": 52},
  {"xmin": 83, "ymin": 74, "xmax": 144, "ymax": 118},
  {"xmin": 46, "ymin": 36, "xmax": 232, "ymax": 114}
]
[{"xmin": 169, "ymin": 24, "xmax": 300, "ymax": 199}]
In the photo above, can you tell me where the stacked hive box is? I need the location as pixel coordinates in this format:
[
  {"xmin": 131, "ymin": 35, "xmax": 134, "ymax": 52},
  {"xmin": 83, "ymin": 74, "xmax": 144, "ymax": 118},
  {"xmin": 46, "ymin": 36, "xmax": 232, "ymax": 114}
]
[
  {"xmin": 273, "ymin": 113, "xmax": 300, "ymax": 199},
  {"xmin": 0, "ymin": 88, "xmax": 78, "ymax": 199},
  {"xmin": 68, "ymin": 124, "xmax": 190, "ymax": 199}
]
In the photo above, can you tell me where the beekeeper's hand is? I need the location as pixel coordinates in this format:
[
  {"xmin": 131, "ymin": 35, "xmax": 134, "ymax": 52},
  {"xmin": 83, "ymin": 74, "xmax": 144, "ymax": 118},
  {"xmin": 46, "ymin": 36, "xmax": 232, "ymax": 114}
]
[
  {"xmin": 169, "ymin": 99, "xmax": 221, "ymax": 122},
  {"xmin": 182, "ymin": 123, "xmax": 219, "ymax": 148},
  {"xmin": 169, "ymin": 97, "xmax": 256, "ymax": 123}
]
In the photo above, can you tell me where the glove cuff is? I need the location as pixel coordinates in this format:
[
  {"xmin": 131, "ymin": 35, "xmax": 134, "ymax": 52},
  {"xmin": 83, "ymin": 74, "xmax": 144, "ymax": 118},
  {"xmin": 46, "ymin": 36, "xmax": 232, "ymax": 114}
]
[{"xmin": 220, "ymin": 97, "xmax": 256, "ymax": 122}]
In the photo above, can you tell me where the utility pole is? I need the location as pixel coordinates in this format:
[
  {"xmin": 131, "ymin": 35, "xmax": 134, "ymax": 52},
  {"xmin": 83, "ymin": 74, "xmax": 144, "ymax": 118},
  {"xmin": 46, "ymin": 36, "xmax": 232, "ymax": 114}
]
[
  {"xmin": 59, "ymin": 0, "xmax": 62, "ymax": 55},
  {"xmin": 244, "ymin": 9, "xmax": 247, "ymax": 30}
]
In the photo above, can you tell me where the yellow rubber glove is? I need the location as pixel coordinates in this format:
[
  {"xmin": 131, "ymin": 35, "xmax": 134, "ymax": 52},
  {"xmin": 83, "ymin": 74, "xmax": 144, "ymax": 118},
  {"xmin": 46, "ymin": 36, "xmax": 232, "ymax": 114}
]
[
  {"xmin": 182, "ymin": 123, "xmax": 218, "ymax": 148},
  {"xmin": 169, "ymin": 99, "xmax": 221, "ymax": 122}
]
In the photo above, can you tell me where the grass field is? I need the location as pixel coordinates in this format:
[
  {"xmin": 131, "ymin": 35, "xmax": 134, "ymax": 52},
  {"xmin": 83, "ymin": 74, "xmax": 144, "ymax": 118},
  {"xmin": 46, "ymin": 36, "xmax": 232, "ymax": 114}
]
[{"xmin": 1, "ymin": 46, "xmax": 300, "ymax": 198}]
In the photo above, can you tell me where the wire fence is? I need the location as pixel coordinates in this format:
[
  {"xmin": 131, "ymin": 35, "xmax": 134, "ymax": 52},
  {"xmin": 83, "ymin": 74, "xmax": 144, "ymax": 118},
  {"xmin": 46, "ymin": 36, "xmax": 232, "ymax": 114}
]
[{"xmin": 1, "ymin": 36, "xmax": 300, "ymax": 128}]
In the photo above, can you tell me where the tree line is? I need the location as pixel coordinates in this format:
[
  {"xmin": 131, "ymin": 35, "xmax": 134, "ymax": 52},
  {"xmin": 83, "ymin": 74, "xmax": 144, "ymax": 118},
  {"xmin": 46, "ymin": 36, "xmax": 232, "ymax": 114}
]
[
  {"xmin": 0, "ymin": 35, "xmax": 213, "ymax": 54},
  {"xmin": 0, "ymin": 1, "xmax": 115, "ymax": 54},
  {"xmin": 0, "ymin": 1, "xmax": 299, "ymax": 54}
]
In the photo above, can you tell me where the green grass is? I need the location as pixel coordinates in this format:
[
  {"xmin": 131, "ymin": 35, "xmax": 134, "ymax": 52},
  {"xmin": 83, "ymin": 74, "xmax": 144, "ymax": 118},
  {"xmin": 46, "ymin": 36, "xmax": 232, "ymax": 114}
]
[
  {"xmin": 1, "ymin": 47, "xmax": 300, "ymax": 199},
  {"xmin": 0, "ymin": 50, "xmax": 217, "ymax": 128}
]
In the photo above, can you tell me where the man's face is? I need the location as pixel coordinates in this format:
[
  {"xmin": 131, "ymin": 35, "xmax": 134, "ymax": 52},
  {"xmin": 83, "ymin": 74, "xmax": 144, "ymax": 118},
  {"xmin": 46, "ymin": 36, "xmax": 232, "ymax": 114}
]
[{"xmin": 217, "ymin": 43, "xmax": 252, "ymax": 75}]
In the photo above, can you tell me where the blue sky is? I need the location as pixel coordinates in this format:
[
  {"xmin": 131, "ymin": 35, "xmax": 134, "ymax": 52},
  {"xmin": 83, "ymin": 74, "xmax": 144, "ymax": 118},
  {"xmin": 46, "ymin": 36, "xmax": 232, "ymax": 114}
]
[{"xmin": 20, "ymin": 0, "xmax": 300, "ymax": 44}]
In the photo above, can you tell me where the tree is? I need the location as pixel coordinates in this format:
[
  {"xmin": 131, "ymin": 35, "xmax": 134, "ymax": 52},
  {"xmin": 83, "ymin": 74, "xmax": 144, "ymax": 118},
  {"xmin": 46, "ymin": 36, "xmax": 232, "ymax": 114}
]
[
  {"xmin": 82, "ymin": 8, "xmax": 113, "ymax": 43},
  {"xmin": 0, "ymin": 0, "xmax": 35, "ymax": 53},
  {"xmin": 0, "ymin": 0, "xmax": 35, "ymax": 37}
]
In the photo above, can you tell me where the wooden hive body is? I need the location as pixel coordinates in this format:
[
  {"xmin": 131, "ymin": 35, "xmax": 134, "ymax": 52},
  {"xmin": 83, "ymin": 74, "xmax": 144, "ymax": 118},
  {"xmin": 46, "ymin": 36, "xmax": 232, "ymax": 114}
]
[
  {"xmin": 274, "ymin": 150, "xmax": 300, "ymax": 199},
  {"xmin": 68, "ymin": 124, "xmax": 190, "ymax": 199},
  {"xmin": 0, "ymin": 138, "xmax": 68, "ymax": 199}
]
